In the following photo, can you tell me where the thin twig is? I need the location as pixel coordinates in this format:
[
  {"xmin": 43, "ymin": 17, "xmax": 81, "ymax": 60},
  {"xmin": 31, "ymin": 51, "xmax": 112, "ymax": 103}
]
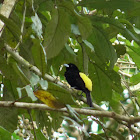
[
  {"xmin": 15, "ymin": 0, "xmax": 26, "ymax": 50},
  {"xmin": 119, "ymin": 67, "xmax": 137, "ymax": 69},
  {"xmin": 134, "ymin": 98, "xmax": 140, "ymax": 110},
  {"xmin": 121, "ymin": 78, "xmax": 140, "ymax": 129},
  {"xmin": 120, "ymin": 102, "xmax": 135, "ymax": 137},
  {"xmin": 119, "ymin": 70, "xmax": 132, "ymax": 78},
  {"xmin": 28, "ymin": 109, "xmax": 37, "ymax": 140},
  {"xmin": 117, "ymin": 61, "xmax": 135, "ymax": 65},
  {"xmin": 120, "ymin": 102, "xmax": 131, "ymax": 117},
  {"xmin": 92, "ymin": 117, "xmax": 109, "ymax": 140}
]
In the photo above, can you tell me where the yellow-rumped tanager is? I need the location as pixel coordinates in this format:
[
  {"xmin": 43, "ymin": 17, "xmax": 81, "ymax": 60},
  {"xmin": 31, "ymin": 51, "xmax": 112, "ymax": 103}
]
[{"xmin": 64, "ymin": 63, "xmax": 93, "ymax": 107}]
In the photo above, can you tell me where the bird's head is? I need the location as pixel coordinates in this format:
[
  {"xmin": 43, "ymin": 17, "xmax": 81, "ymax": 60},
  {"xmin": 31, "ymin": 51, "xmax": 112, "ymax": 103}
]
[{"xmin": 64, "ymin": 63, "xmax": 79, "ymax": 72}]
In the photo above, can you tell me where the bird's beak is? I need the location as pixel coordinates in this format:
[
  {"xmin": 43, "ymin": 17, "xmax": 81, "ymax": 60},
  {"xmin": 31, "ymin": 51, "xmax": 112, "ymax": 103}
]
[{"xmin": 63, "ymin": 64, "xmax": 69, "ymax": 67}]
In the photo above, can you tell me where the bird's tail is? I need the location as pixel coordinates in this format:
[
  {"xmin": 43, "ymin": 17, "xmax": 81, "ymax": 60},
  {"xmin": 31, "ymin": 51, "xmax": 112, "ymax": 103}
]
[{"xmin": 85, "ymin": 91, "xmax": 93, "ymax": 107}]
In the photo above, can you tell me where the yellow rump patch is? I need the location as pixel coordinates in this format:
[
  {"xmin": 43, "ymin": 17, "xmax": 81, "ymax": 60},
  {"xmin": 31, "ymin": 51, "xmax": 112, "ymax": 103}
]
[{"xmin": 79, "ymin": 72, "xmax": 92, "ymax": 91}]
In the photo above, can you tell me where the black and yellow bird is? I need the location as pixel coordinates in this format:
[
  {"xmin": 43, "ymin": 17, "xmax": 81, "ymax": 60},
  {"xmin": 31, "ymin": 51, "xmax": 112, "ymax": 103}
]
[{"xmin": 64, "ymin": 63, "xmax": 93, "ymax": 107}]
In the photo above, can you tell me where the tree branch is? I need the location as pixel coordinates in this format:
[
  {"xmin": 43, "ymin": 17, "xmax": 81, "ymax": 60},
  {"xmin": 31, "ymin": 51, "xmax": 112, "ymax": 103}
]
[
  {"xmin": 4, "ymin": 44, "xmax": 66, "ymax": 87},
  {"xmin": 0, "ymin": 0, "xmax": 17, "ymax": 36},
  {"xmin": 4, "ymin": 43, "xmax": 103, "ymax": 111},
  {"xmin": 0, "ymin": 101, "xmax": 140, "ymax": 125},
  {"xmin": 118, "ymin": 70, "xmax": 132, "ymax": 78}
]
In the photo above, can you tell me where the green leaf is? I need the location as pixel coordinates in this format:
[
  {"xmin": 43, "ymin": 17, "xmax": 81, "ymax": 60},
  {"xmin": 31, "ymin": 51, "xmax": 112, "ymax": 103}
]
[
  {"xmin": 31, "ymin": 13, "xmax": 43, "ymax": 39},
  {"xmin": 0, "ymin": 74, "xmax": 2, "ymax": 82},
  {"xmin": 0, "ymin": 126, "xmax": 11, "ymax": 139},
  {"xmin": 77, "ymin": 16, "xmax": 92, "ymax": 40},
  {"xmin": 38, "ymin": 79, "xmax": 48, "ymax": 90},
  {"xmin": 78, "ymin": 0, "xmax": 134, "ymax": 11},
  {"xmin": 126, "ymin": 3, "xmax": 140, "ymax": 18},
  {"xmin": 127, "ymin": 42, "xmax": 140, "ymax": 69},
  {"xmin": 107, "ymin": 127, "xmax": 126, "ymax": 139},
  {"xmin": 30, "ymin": 72, "xmax": 40, "ymax": 86},
  {"xmin": 49, "ymin": 111, "xmax": 63, "ymax": 131},
  {"xmin": 12, "ymin": 132, "xmax": 22, "ymax": 140},
  {"xmin": 2, "ymin": 28, "xmax": 17, "ymax": 47},
  {"xmin": 47, "ymin": 82, "xmax": 75, "ymax": 105},
  {"xmin": 3, "ymin": 79, "xmax": 18, "ymax": 100},
  {"xmin": 35, "ymin": 129, "xmax": 47, "ymax": 140},
  {"xmin": 133, "ymin": 26, "xmax": 140, "ymax": 34},
  {"xmin": 0, "ymin": 14, "xmax": 21, "ymax": 40},
  {"xmin": 11, "ymin": 62, "xmax": 30, "ymax": 86},
  {"xmin": 113, "ymin": 44, "xmax": 126, "ymax": 58},
  {"xmin": 25, "ymin": 85, "xmax": 37, "ymax": 101},
  {"xmin": 90, "ymin": 64, "xmax": 112, "ymax": 102},
  {"xmin": 135, "ymin": 91, "xmax": 140, "ymax": 105},
  {"xmin": 0, "ymin": 56, "xmax": 29, "ymax": 89},
  {"xmin": 65, "ymin": 43, "xmax": 76, "ymax": 56},
  {"xmin": 0, "ymin": 108, "xmax": 18, "ymax": 132},
  {"xmin": 46, "ymin": 46, "xmax": 76, "ymax": 75},
  {"xmin": 19, "ymin": 36, "xmax": 34, "ymax": 63},
  {"xmin": 38, "ymin": 0, "xmax": 53, "ymax": 12},
  {"xmin": 89, "ymin": 62, "xmax": 122, "ymax": 103},
  {"xmin": 117, "ymin": 36, "xmax": 140, "ymax": 67},
  {"xmin": 108, "ymin": 69, "xmax": 123, "ymax": 93},
  {"xmin": 59, "ymin": 1, "xmax": 92, "ymax": 39},
  {"xmin": 0, "ymin": 55, "xmax": 17, "ymax": 81},
  {"xmin": 63, "ymin": 116, "xmax": 89, "ymax": 137},
  {"xmin": 32, "ymin": 39, "xmax": 47, "ymax": 77},
  {"xmin": 36, "ymin": 110, "xmax": 63, "ymax": 138},
  {"xmin": 36, "ymin": 110, "xmax": 51, "ymax": 136},
  {"xmin": 71, "ymin": 24, "xmax": 80, "ymax": 35},
  {"xmin": 91, "ymin": 16, "xmax": 140, "ymax": 44},
  {"xmin": 83, "ymin": 40, "xmax": 94, "ymax": 52},
  {"xmin": 109, "ymin": 92, "xmax": 122, "ymax": 113},
  {"xmin": 130, "ymin": 73, "xmax": 140, "ymax": 85},
  {"xmin": 66, "ymin": 105, "xmax": 82, "ymax": 123},
  {"xmin": 17, "ymin": 87, "xmax": 22, "ymax": 98},
  {"xmin": 87, "ymin": 134, "xmax": 105, "ymax": 140},
  {"xmin": 88, "ymin": 25, "xmax": 117, "ymax": 69},
  {"xmin": 110, "ymin": 100, "xmax": 121, "ymax": 113},
  {"xmin": 44, "ymin": 8, "xmax": 71, "ymax": 59}
]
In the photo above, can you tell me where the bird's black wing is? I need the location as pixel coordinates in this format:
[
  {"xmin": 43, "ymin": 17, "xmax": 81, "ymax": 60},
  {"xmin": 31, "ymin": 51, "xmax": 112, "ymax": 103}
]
[
  {"xmin": 74, "ymin": 76, "xmax": 86, "ymax": 91},
  {"xmin": 65, "ymin": 70, "xmax": 86, "ymax": 91}
]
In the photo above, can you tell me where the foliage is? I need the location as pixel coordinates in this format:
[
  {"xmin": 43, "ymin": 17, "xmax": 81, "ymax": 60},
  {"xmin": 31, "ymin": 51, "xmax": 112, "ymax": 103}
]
[{"xmin": 0, "ymin": 0, "xmax": 140, "ymax": 139}]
